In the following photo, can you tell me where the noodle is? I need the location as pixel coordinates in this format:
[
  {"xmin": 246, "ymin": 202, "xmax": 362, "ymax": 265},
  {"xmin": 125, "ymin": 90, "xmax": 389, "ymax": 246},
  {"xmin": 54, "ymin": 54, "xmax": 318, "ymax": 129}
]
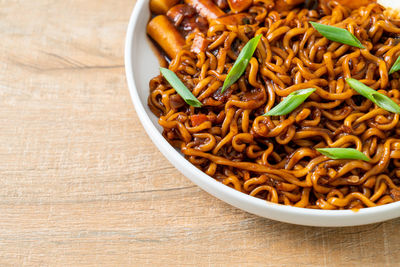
[{"xmin": 147, "ymin": 0, "xmax": 400, "ymax": 209}]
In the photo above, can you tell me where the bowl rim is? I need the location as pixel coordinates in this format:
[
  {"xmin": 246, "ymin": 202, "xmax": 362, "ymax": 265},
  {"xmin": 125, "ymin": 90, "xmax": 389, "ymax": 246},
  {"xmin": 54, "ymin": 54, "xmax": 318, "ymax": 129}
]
[{"xmin": 124, "ymin": 0, "xmax": 400, "ymax": 226}]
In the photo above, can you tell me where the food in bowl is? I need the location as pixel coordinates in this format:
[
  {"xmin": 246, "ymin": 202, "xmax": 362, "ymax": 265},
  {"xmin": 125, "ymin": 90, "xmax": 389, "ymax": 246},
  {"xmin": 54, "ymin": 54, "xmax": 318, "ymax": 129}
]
[{"xmin": 145, "ymin": 0, "xmax": 400, "ymax": 210}]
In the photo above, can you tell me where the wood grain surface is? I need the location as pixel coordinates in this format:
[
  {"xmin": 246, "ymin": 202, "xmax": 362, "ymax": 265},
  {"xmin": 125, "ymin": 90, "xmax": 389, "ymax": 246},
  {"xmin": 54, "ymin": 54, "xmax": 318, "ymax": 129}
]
[{"xmin": 1, "ymin": 0, "xmax": 400, "ymax": 266}]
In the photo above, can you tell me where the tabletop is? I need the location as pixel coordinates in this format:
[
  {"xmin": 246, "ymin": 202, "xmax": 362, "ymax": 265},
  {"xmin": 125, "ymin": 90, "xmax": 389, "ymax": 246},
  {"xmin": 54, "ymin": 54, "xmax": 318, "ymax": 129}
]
[{"xmin": 1, "ymin": 0, "xmax": 400, "ymax": 266}]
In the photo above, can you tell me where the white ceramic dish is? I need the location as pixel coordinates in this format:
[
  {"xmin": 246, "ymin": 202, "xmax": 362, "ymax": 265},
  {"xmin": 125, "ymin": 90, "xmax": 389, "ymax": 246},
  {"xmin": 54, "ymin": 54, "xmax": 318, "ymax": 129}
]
[{"xmin": 125, "ymin": 0, "xmax": 400, "ymax": 227}]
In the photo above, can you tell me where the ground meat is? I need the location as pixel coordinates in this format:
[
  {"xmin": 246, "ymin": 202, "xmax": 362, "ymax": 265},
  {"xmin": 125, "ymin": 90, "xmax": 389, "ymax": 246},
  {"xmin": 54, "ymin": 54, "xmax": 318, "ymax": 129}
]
[
  {"xmin": 390, "ymin": 188, "xmax": 400, "ymax": 201},
  {"xmin": 169, "ymin": 94, "xmax": 185, "ymax": 109}
]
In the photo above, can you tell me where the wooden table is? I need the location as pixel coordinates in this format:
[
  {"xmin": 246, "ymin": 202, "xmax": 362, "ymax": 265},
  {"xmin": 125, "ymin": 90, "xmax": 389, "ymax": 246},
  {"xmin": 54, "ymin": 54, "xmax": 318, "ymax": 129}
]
[{"xmin": 1, "ymin": 0, "xmax": 400, "ymax": 266}]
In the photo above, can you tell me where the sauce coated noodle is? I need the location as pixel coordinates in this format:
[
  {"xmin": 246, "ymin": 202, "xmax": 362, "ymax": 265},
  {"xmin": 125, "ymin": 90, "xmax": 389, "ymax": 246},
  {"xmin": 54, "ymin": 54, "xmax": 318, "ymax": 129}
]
[{"xmin": 147, "ymin": 0, "xmax": 400, "ymax": 209}]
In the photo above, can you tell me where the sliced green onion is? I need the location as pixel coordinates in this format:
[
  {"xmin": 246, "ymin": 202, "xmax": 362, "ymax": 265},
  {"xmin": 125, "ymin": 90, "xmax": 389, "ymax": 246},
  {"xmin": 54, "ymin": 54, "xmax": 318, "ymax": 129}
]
[
  {"xmin": 310, "ymin": 22, "xmax": 365, "ymax": 49},
  {"xmin": 221, "ymin": 34, "xmax": 262, "ymax": 93},
  {"xmin": 263, "ymin": 88, "xmax": 316, "ymax": 116},
  {"xmin": 346, "ymin": 78, "xmax": 400, "ymax": 114},
  {"xmin": 160, "ymin": 67, "xmax": 202, "ymax": 108},
  {"xmin": 316, "ymin": 148, "xmax": 370, "ymax": 161},
  {"xmin": 389, "ymin": 54, "xmax": 400, "ymax": 75}
]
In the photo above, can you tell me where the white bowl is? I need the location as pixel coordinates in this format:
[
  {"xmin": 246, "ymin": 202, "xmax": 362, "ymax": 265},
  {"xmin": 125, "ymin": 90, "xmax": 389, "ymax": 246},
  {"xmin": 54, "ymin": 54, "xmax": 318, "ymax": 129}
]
[{"xmin": 125, "ymin": 0, "xmax": 400, "ymax": 227}]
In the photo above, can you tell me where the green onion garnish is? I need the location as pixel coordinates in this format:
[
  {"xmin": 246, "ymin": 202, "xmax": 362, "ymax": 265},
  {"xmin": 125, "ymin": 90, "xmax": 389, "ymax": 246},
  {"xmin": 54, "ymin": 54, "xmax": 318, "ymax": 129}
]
[
  {"xmin": 160, "ymin": 67, "xmax": 202, "ymax": 108},
  {"xmin": 389, "ymin": 55, "xmax": 400, "ymax": 75},
  {"xmin": 310, "ymin": 22, "xmax": 365, "ymax": 49},
  {"xmin": 316, "ymin": 148, "xmax": 370, "ymax": 161},
  {"xmin": 221, "ymin": 34, "xmax": 262, "ymax": 93},
  {"xmin": 346, "ymin": 78, "xmax": 400, "ymax": 114},
  {"xmin": 263, "ymin": 88, "xmax": 316, "ymax": 116}
]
